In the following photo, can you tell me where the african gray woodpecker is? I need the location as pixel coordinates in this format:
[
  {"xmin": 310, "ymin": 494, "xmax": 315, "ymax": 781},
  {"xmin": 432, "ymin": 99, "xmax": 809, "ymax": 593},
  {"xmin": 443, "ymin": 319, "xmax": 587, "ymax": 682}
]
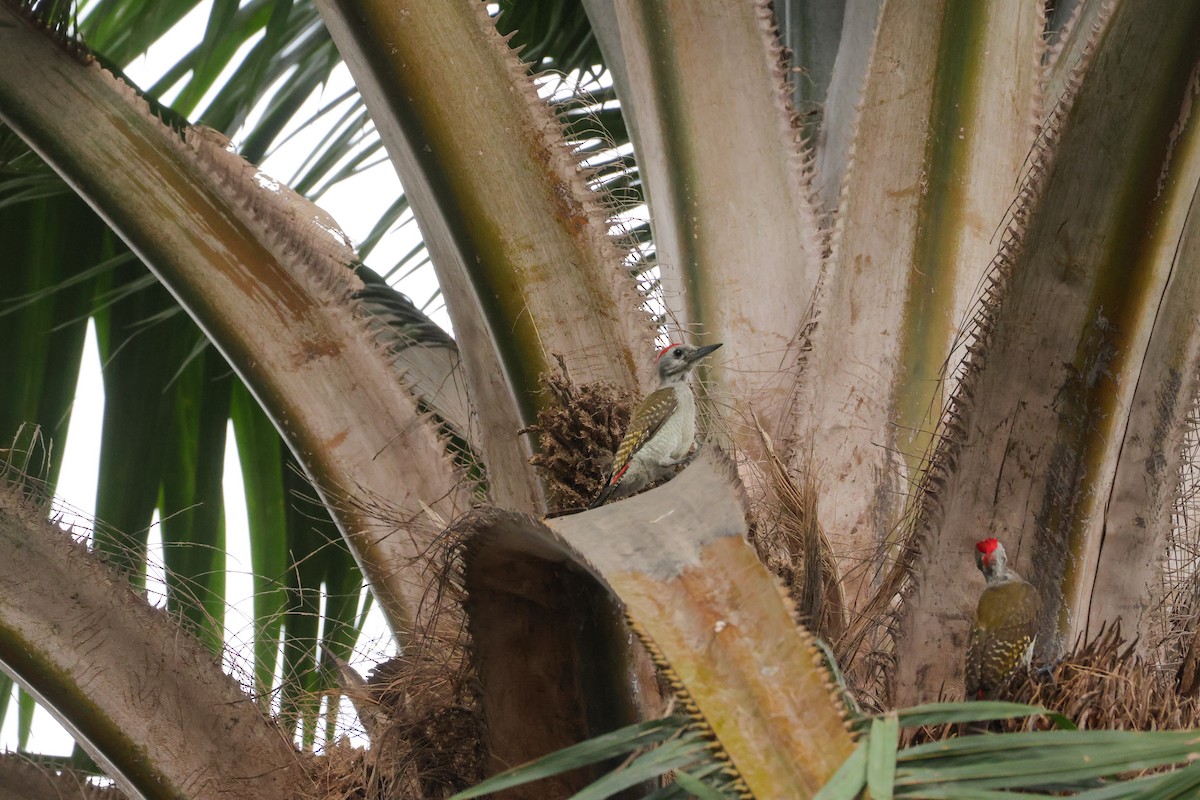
[
  {"xmin": 590, "ymin": 342, "xmax": 722, "ymax": 507},
  {"xmin": 965, "ymin": 537, "xmax": 1041, "ymax": 700}
]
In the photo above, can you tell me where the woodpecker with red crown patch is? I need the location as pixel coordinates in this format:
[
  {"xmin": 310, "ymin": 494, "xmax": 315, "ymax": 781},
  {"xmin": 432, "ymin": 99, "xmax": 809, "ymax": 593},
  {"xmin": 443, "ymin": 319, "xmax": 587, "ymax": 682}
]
[
  {"xmin": 590, "ymin": 342, "xmax": 722, "ymax": 508},
  {"xmin": 965, "ymin": 537, "xmax": 1042, "ymax": 700}
]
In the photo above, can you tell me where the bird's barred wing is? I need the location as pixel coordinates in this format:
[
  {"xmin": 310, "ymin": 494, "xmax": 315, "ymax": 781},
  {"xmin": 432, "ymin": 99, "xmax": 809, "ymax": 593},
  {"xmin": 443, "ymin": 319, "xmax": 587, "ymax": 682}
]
[
  {"xmin": 608, "ymin": 387, "xmax": 678, "ymax": 483},
  {"xmin": 965, "ymin": 636, "xmax": 983, "ymax": 699}
]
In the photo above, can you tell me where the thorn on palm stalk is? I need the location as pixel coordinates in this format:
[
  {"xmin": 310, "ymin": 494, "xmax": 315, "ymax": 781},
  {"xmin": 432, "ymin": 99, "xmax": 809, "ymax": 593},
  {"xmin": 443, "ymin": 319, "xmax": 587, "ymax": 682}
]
[
  {"xmin": 1, "ymin": 423, "xmax": 54, "ymax": 509},
  {"xmin": 0, "ymin": 753, "xmax": 124, "ymax": 800},
  {"xmin": 624, "ymin": 614, "xmax": 753, "ymax": 799}
]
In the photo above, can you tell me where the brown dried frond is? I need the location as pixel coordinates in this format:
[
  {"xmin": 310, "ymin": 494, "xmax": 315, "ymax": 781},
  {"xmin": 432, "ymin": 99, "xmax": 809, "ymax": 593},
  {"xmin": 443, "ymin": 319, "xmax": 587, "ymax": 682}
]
[
  {"xmin": 1016, "ymin": 625, "xmax": 1198, "ymax": 732},
  {"xmin": 523, "ymin": 360, "xmax": 637, "ymax": 512},
  {"xmin": 747, "ymin": 415, "xmax": 847, "ymax": 644},
  {"xmin": 908, "ymin": 623, "xmax": 1200, "ymax": 744}
]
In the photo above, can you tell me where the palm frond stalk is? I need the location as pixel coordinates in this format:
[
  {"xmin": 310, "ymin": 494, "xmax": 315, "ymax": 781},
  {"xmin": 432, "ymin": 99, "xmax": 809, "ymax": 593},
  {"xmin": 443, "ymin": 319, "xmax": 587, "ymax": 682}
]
[{"xmin": 3, "ymin": 0, "xmax": 1200, "ymax": 797}]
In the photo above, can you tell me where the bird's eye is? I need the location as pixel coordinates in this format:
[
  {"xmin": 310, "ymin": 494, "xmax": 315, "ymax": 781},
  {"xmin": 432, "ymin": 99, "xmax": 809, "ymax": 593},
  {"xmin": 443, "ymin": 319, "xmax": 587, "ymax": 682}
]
[{"xmin": 673, "ymin": 349, "xmax": 684, "ymax": 358}]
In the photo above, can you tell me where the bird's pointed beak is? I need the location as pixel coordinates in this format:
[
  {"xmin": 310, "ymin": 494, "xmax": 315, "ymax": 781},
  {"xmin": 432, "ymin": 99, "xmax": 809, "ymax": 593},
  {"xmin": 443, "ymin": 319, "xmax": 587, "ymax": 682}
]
[{"xmin": 686, "ymin": 342, "xmax": 723, "ymax": 363}]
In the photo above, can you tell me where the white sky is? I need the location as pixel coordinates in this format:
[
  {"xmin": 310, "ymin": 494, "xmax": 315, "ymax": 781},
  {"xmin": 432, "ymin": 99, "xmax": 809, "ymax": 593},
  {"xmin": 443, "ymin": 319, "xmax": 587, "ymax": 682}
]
[{"xmin": 1, "ymin": 1, "xmax": 425, "ymax": 758}]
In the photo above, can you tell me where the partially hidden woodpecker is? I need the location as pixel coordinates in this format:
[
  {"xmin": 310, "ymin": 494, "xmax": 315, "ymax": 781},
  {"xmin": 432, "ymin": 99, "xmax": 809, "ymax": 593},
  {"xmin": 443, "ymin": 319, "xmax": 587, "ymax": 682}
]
[
  {"xmin": 590, "ymin": 342, "xmax": 722, "ymax": 508},
  {"xmin": 965, "ymin": 537, "xmax": 1042, "ymax": 700}
]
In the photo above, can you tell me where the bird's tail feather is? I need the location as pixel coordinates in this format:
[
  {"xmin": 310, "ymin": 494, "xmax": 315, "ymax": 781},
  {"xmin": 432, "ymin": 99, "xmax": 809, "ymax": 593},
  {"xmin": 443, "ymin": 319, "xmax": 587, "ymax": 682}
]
[{"xmin": 589, "ymin": 481, "xmax": 615, "ymax": 509}]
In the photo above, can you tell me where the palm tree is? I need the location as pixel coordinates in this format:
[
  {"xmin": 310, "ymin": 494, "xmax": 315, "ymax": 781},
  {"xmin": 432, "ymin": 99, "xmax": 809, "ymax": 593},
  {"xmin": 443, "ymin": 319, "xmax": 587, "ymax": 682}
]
[{"xmin": 2, "ymin": 0, "xmax": 1200, "ymax": 797}]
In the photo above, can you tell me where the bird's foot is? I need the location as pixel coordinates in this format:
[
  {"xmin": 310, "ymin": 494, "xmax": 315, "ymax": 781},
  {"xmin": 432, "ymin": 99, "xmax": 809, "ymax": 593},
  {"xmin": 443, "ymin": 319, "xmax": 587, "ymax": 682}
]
[{"xmin": 662, "ymin": 442, "xmax": 703, "ymax": 469}]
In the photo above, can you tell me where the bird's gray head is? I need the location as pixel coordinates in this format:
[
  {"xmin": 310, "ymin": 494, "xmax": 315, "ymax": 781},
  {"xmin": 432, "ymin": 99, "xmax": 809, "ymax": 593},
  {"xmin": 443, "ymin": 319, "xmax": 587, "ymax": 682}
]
[
  {"xmin": 656, "ymin": 342, "xmax": 722, "ymax": 384},
  {"xmin": 974, "ymin": 537, "xmax": 1010, "ymax": 582}
]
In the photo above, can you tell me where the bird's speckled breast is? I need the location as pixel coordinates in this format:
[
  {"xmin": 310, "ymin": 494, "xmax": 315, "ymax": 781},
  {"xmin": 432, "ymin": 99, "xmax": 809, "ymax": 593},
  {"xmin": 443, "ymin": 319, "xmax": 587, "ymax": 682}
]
[{"xmin": 641, "ymin": 384, "xmax": 695, "ymax": 469}]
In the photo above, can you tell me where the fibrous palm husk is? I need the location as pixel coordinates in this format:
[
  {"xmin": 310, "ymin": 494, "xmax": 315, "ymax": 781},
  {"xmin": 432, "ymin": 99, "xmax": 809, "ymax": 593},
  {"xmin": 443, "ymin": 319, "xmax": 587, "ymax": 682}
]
[
  {"xmin": 308, "ymin": 645, "xmax": 485, "ymax": 800},
  {"xmin": 746, "ymin": 415, "xmax": 848, "ymax": 645},
  {"xmin": 364, "ymin": 651, "xmax": 484, "ymax": 799},
  {"xmin": 523, "ymin": 361, "xmax": 637, "ymax": 512}
]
